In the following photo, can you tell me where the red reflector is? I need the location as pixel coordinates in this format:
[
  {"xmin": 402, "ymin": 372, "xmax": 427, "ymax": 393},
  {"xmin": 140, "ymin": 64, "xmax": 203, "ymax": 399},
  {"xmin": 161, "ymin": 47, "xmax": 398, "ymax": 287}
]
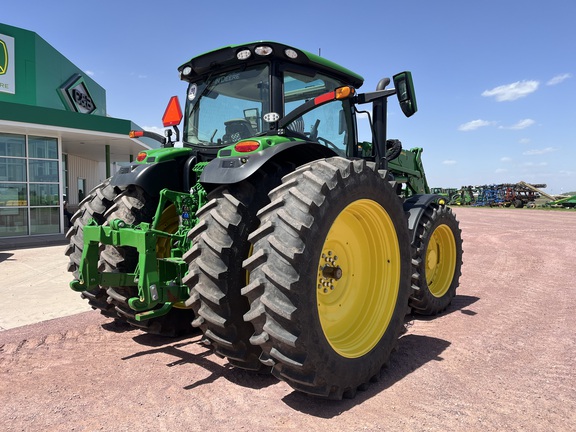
[
  {"xmin": 162, "ymin": 96, "xmax": 183, "ymax": 127},
  {"xmin": 234, "ymin": 141, "xmax": 260, "ymax": 153},
  {"xmin": 136, "ymin": 152, "xmax": 147, "ymax": 162},
  {"xmin": 314, "ymin": 91, "xmax": 336, "ymax": 105},
  {"xmin": 129, "ymin": 130, "xmax": 144, "ymax": 138}
]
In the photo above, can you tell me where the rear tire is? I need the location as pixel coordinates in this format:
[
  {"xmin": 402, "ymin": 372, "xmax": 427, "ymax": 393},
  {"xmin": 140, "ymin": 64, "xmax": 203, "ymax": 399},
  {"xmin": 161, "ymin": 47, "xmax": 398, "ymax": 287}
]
[
  {"xmin": 183, "ymin": 163, "xmax": 290, "ymax": 371},
  {"xmin": 409, "ymin": 204, "xmax": 463, "ymax": 315},
  {"xmin": 243, "ymin": 157, "xmax": 411, "ymax": 399},
  {"xmin": 65, "ymin": 180, "xmax": 124, "ymax": 319},
  {"xmin": 100, "ymin": 185, "xmax": 197, "ymax": 337}
]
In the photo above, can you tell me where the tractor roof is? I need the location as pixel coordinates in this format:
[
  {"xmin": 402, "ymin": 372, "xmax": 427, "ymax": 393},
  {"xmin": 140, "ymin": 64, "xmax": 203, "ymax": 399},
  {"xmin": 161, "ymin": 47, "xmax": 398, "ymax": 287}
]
[{"xmin": 178, "ymin": 41, "xmax": 364, "ymax": 89}]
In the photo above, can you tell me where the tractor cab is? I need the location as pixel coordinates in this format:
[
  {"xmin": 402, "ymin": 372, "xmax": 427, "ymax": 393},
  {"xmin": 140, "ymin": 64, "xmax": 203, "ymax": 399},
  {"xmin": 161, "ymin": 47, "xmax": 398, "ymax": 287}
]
[{"xmin": 178, "ymin": 42, "xmax": 363, "ymax": 157}]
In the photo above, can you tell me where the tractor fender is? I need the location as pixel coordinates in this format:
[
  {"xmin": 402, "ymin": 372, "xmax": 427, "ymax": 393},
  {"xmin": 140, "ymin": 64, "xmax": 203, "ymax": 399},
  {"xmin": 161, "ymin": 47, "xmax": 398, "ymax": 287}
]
[
  {"xmin": 403, "ymin": 194, "xmax": 446, "ymax": 245},
  {"xmin": 109, "ymin": 159, "xmax": 184, "ymax": 196},
  {"xmin": 200, "ymin": 140, "xmax": 337, "ymax": 186}
]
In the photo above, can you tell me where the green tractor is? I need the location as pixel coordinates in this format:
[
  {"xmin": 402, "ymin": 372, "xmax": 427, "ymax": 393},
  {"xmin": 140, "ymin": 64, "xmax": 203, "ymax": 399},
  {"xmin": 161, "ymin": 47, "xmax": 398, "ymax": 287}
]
[{"xmin": 66, "ymin": 41, "xmax": 463, "ymax": 399}]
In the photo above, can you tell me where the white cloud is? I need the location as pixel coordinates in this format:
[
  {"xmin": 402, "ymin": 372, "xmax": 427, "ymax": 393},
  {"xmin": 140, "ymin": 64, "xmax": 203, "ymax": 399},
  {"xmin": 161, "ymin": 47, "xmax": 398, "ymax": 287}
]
[
  {"xmin": 547, "ymin": 73, "xmax": 571, "ymax": 86},
  {"xmin": 85, "ymin": 70, "xmax": 95, "ymax": 76},
  {"xmin": 495, "ymin": 168, "xmax": 508, "ymax": 173},
  {"xmin": 482, "ymin": 80, "xmax": 539, "ymax": 101},
  {"xmin": 442, "ymin": 160, "xmax": 457, "ymax": 165},
  {"xmin": 519, "ymin": 138, "xmax": 531, "ymax": 144},
  {"xmin": 499, "ymin": 119, "xmax": 536, "ymax": 130},
  {"xmin": 500, "ymin": 157, "xmax": 512, "ymax": 162},
  {"xmin": 522, "ymin": 147, "xmax": 557, "ymax": 156},
  {"xmin": 458, "ymin": 119, "xmax": 495, "ymax": 131}
]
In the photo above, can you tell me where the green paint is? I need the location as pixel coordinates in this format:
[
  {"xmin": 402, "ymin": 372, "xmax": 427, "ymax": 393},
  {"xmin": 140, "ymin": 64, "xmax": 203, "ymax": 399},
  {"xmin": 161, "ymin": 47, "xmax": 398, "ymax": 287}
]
[
  {"xmin": 136, "ymin": 146, "xmax": 195, "ymax": 164},
  {"xmin": 217, "ymin": 135, "xmax": 305, "ymax": 158}
]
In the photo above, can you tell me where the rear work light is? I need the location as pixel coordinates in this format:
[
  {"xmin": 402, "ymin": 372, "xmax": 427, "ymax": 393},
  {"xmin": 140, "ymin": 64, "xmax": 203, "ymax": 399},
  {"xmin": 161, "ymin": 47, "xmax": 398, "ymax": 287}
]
[
  {"xmin": 234, "ymin": 140, "xmax": 260, "ymax": 153},
  {"xmin": 237, "ymin": 49, "xmax": 252, "ymax": 60},
  {"xmin": 255, "ymin": 45, "xmax": 273, "ymax": 56},
  {"xmin": 136, "ymin": 152, "xmax": 147, "ymax": 162}
]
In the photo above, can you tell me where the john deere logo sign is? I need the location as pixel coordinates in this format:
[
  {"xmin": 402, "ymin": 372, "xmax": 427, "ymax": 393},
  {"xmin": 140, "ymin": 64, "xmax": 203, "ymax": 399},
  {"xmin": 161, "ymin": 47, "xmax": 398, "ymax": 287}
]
[
  {"xmin": 0, "ymin": 34, "xmax": 16, "ymax": 94},
  {"xmin": 59, "ymin": 74, "xmax": 97, "ymax": 114},
  {"xmin": 0, "ymin": 40, "xmax": 7, "ymax": 74}
]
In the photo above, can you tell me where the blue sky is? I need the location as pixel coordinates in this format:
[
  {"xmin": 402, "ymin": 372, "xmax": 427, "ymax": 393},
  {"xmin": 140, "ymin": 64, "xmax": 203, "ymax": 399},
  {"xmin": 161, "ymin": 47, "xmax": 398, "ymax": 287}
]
[{"xmin": 3, "ymin": 0, "xmax": 576, "ymax": 194}]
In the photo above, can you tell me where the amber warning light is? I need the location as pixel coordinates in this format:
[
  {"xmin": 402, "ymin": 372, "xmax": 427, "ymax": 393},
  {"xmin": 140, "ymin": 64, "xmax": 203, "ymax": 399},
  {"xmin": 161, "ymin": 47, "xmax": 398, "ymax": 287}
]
[{"xmin": 162, "ymin": 96, "xmax": 183, "ymax": 127}]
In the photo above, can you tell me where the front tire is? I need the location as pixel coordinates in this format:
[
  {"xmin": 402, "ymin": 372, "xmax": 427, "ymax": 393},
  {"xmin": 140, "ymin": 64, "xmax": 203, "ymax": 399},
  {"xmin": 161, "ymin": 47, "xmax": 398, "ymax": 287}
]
[
  {"xmin": 409, "ymin": 204, "xmax": 463, "ymax": 315},
  {"xmin": 243, "ymin": 157, "xmax": 411, "ymax": 399}
]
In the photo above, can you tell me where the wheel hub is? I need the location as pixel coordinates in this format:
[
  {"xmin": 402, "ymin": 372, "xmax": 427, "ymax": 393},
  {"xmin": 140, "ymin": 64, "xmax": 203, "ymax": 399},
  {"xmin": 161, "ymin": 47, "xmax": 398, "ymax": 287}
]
[
  {"xmin": 426, "ymin": 244, "xmax": 438, "ymax": 271},
  {"xmin": 318, "ymin": 251, "xmax": 342, "ymax": 295}
]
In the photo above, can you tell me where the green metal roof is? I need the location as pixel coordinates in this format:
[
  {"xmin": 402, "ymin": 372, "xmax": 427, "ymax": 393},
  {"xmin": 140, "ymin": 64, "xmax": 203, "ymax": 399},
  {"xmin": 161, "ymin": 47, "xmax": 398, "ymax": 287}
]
[{"xmin": 179, "ymin": 41, "xmax": 364, "ymax": 88}]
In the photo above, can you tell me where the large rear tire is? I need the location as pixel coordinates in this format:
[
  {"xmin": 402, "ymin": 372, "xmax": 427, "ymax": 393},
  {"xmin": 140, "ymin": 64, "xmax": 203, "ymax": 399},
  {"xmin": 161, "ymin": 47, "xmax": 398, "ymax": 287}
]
[
  {"xmin": 65, "ymin": 179, "xmax": 124, "ymax": 319},
  {"xmin": 243, "ymin": 157, "xmax": 411, "ymax": 399},
  {"xmin": 183, "ymin": 163, "xmax": 289, "ymax": 371},
  {"xmin": 409, "ymin": 204, "xmax": 463, "ymax": 315},
  {"xmin": 100, "ymin": 185, "xmax": 197, "ymax": 337}
]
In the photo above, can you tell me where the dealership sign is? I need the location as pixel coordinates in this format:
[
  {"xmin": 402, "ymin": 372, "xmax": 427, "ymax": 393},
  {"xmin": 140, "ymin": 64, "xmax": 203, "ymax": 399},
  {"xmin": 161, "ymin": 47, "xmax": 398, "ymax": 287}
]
[
  {"xmin": 59, "ymin": 73, "xmax": 97, "ymax": 114},
  {"xmin": 0, "ymin": 34, "xmax": 15, "ymax": 94}
]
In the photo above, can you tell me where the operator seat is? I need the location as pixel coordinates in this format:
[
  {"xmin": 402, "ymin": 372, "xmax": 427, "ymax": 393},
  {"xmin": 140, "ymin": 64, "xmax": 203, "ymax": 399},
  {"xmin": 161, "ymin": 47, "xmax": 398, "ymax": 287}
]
[{"xmin": 222, "ymin": 119, "xmax": 254, "ymax": 143}]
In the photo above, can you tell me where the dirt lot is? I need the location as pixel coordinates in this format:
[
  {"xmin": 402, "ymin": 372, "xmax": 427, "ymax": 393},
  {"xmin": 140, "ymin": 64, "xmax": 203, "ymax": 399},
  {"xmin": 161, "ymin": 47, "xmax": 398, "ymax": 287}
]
[{"xmin": 1, "ymin": 207, "xmax": 575, "ymax": 432}]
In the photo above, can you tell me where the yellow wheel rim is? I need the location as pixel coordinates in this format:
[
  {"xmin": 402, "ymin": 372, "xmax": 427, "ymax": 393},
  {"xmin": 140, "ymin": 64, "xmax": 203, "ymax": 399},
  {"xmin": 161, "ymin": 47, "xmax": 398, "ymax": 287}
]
[
  {"xmin": 155, "ymin": 204, "xmax": 179, "ymax": 258},
  {"xmin": 155, "ymin": 204, "xmax": 187, "ymax": 309},
  {"xmin": 425, "ymin": 224, "xmax": 457, "ymax": 298},
  {"xmin": 317, "ymin": 199, "xmax": 401, "ymax": 359}
]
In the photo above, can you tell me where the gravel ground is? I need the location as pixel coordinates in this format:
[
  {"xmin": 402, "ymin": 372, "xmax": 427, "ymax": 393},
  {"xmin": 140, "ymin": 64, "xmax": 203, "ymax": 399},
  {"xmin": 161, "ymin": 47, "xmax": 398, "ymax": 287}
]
[{"xmin": 1, "ymin": 207, "xmax": 575, "ymax": 432}]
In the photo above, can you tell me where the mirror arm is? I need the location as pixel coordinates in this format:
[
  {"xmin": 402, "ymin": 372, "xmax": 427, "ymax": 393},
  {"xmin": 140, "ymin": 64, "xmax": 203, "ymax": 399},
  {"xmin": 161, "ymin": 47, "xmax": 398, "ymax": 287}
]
[
  {"xmin": 355, "ymin": 89, "xmax": 396, "ymax": 105},
  {"xmin": 372, "ymin": 96, "xmax": 389, "ymax": 170}
]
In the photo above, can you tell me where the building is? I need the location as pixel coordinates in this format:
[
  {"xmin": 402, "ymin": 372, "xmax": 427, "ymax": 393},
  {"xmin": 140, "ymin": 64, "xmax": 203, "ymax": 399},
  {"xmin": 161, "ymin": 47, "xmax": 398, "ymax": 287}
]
[{"xmin": 0, "ymin": 23, "xmax": 155, "ymax": 247}]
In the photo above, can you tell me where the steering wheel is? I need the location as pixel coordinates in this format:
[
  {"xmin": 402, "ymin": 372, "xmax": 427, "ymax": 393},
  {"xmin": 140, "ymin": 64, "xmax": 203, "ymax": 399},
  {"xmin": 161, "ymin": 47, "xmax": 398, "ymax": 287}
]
[{"xmin": 309, "ymin": 119, "xmax": 321, "ymax": 141}]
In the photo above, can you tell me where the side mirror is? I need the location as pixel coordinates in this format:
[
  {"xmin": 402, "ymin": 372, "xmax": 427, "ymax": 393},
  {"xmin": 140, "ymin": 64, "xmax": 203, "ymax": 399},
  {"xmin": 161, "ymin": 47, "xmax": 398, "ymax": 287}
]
[{"xmin": 393, "ymin": 71, "xmax": 417, "ymax": 117}]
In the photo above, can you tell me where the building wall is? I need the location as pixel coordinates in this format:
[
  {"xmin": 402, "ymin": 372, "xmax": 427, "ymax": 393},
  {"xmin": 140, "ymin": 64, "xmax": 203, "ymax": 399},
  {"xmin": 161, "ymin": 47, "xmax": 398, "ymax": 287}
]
[
  {"xmin": 0, "ymin": 23, "xmax": 153, "ymax": 242},
  {"xmin": 66, "ymin": 154, "xmax": 102, "ymax": 207},
  {"xmin": 0, "ymin": 23, "xmax": 107, "ymax": 115}
]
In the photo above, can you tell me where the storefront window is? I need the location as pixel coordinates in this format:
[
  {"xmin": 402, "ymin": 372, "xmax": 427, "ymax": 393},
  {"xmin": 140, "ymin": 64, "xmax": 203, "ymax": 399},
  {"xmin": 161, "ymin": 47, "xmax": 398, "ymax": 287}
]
[
  {"xmin": 0, "ymin": 134, "xmax": 61, "ymax": 237},
  {"xmin": 30, "ymin": 208, "xmax": 60, "ymax": 235},
  {"xmin": 0, "ymin": 208, "xmax": 28, "ymax": 237},
  {"xmin": 29, "ymin": 184, "xmax": 59, "ymax": 206},
  {"xmin": 29, "ymin": 160, "xmax": 59, "ymax": 182},
  {"xmin": 0, "ymin": 133, "xmax": 26, "ymax": 157},
  {"xmin": 0, "ymin": 157, "xmax": 26, "ymax": 182},
  {"xmin": 0, "ymin": 183, "xmax": 27, "ymax": 205},
  {"xmin": 28, "ymin": 136, "xmax": 58, "ymax": 159}
]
